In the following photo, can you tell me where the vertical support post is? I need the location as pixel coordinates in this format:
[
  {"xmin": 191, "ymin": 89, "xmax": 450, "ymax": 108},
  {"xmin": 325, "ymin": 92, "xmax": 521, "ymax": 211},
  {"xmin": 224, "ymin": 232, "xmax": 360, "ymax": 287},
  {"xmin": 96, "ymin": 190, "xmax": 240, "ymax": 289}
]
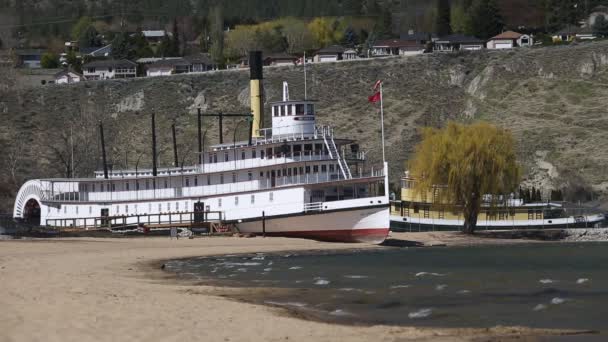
[
  {"xmin": 99, "ymin": 121, "xmax": 108, "ymax": 179},
  {"xmin": 197, "ymin": 108, "xmax": 202, "ymax": 164},
  {"xmin": 262, "ymin": 211, "xmax": 266, "ymax": 237},
  {"xmin": 380, "ymin": 83, "xmax": 386, "ymax": 163},
  {"xmin": 151, "ymin": 113, "xmax": 158, "ymax": 177},
  {"xmin": 219, "ymin": 112, "xmax": 224, "ymax": 144},
  {"xmin": 172, "ymin": 123, "xmax": 179, "ymax": 168}
]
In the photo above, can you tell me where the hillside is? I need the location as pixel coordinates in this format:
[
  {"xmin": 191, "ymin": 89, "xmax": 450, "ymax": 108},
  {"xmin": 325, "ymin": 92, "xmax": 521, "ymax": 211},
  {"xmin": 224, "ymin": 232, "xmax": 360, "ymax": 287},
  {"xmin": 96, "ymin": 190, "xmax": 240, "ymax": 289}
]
[{"xmin": 2, "ymin": 42, "xmax": 608, "ymax": 212}]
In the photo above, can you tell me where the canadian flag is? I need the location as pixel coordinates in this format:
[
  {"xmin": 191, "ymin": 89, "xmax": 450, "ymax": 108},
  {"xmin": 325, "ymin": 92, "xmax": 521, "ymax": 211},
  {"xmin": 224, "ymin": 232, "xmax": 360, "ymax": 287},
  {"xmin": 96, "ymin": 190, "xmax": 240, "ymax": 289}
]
[{"xmin": 368, "ymin": 80, "xmax": 382, "ymax": 103}]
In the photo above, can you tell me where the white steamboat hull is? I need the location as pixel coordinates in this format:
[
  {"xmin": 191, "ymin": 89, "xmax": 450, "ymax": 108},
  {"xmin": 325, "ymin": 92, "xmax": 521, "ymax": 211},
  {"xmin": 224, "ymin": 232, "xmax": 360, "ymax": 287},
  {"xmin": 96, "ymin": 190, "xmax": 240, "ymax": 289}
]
[{"xmin": 237, "ymin": 206, "xmax": 390, "ymax": 244}]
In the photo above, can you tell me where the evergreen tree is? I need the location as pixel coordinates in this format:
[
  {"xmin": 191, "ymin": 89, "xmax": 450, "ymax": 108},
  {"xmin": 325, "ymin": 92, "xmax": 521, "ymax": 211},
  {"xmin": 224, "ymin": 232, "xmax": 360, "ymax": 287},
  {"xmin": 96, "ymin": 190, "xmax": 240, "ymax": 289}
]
[
  {"xmin": 79, "ymin": 25, "xmax": 100, "ymax": 49},
  {"xmin": 469, "ymin": 0, "xmax": 503, "ymax": 39},
  {"xmin": 531, "ymin": 186, "xmax": 537, "ymax": 201},
  {"xmin": 40, "ymin": 52, "xmax": 59, "ymax": 68},
  {"xmin": 111, "ymin": 32, "xmax": 133, "ymax": 60},
  {"xmin": 436, "ymin": 0, "xmax": 451, "ymax": 36},
  {"xmin": 208, "ymin": 5, "xmax": 225, "ymax": 64}
]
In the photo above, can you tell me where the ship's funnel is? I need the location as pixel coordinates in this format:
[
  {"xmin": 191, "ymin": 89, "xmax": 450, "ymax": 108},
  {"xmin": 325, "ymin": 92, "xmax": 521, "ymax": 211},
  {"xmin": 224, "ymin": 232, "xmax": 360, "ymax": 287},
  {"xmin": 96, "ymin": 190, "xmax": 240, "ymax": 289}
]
[{"xmin": 249, "ymin": 51, "xmax": 263, "ymax": 138}]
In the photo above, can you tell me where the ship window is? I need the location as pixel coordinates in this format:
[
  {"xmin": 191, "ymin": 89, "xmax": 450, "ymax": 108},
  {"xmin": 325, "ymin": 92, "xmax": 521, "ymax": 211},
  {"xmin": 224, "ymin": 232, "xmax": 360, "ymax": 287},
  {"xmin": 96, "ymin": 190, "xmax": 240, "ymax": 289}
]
[
  {"xmin": 232, "ymin": 173, "xmax": 236, "ymax": 183},
  {"xmin": 235, "ymin": 197, "xmax": 239, "ymax": 205},
  {"xmin": 321, "ymin": 165, "xmax": 327, "ymax": 172},
  {"xmin": 194, "ymin": 177, "xmax": 198, "ymax": 186},
  {"xmin": 251, "ymin": 195, "xmax": 255, "ymax": 204},
  {"xmin": 281, "ymin": 106, "xmax": 287, "ymax": 116},
  {"xmin": 167, "ymin": 203, "xmax": 170, "ymax": 211},
  {"xmin": 307, "ymin": 104, "xmax": 314, "ymax": 115},
  {"xmin": 106, "ymin": 184, "xmax": 110, "ymax": 192},
  {"xmin": 241, "ymin": 151, "xmax": 246, "ymax": 160},
  {"xmin": 296, "ymin": 104, "xmax": 304, "ymax": 115},
  {"xmin": 213, "ymin": 153, "xmax": 217, "ymax": 163},
  {"xmin": 176, "ymin": 202, "xmax": 180, "ymax": 211},
  {"xmin": 266, "ymin": 148, "xmax": 273, "ymax": 159},
  {"xmin": 218, "ymin": 198, "xmax": 222, "ymax": 207},
  {"xmin": 136, "ymin": 182, "xmax": 140, "ymax": 190},
  {"xmin": 293, "ymin": 167, "xmax": 298, "ymax": 175},
  {"xmin": 146, "ymin": 180, "xmax": 150, "ymax": 190},
  {"xmin": 269, "ymin": 192, "xmax": 274, "ymax": 202},
  {"xmin": 288, "ymin": 168, "xmax": 292, "ymax": 176},
  {"xmin": 185, "ymin": 178, "xmax": 190, "ymax": 187},
  {"xmin": 92, "ymin": 184, "xmax": 95, "ymax": 192},
  {"xmin": 248, "ymin": 171, "xmax": 253, "ymax": 181},
  {"xmin": 282, "ymin": 169, "xmax": 287, "ymax": 176},
  {"xmin": 126, "ymin": 182, "xmax": 130, "ymax": 191},
  {"xmin": 260, "ymin": 171, "xmax": 264, "ymax": 177},
  {"xmin": 76, "ymin": 206, "xmax": 79, "ymax": 214},
  {"xmin": 260, "ymin": 150, "xmax": 265, "ymax": 159},
  {"xmin": 125, "ymin": 205, "xmax": 129, "ymax": 213},
  {"xmin": 158, "ymin": 203, "xmax": 162, "ymax": 212},
  {"xmin": 89, "ymin": 206, "xmax": 92, "ymax": 214},
  {"xmin": 252, "ymin": 149, "xmax": 256, "ymax": 158},
  {"xmin": 220, "ymin": 174, "xmax": 224, "ymax": 184},
  {"xmin": 224, "ymin": 152, "xmax": 229, "ymax": 162},
  {"xmin": 299, "ymin": 167, "xmax": 304, "ymax": 174},
  {"xmin": 313, "ymin": 165, "xmax": 319, "ymax": 173},
  {"xmin": 305, "ymin": 166, "xmax": 311, "ymax": 174},
  {"xmin": 207, "ymin": 175, "xmax": 210, "ymax": 185},
  {"xmin": 413, "ymin": 205, "xmax": 419, "ymax": 214},
  {"xmin": 209, "ymin": 154, "xmax": 213, "ymax": 163}
]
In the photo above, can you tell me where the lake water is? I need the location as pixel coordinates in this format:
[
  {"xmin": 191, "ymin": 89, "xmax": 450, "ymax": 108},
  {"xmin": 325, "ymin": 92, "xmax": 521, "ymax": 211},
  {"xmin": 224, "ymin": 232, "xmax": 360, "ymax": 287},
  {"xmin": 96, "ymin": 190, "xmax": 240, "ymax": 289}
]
[{"xmin": 164, "ymin": 243, "xmax": 608, "ymax": 332}]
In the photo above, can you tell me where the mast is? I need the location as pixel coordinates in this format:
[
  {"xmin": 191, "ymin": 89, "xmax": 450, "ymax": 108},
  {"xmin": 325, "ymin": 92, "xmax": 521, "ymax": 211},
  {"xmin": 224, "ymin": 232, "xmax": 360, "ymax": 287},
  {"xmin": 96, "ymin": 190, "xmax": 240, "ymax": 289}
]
[
  {"xmin": 99, "ymin": 121, "xmax": 108, "ymax": 180},
  {"xmin": 171, "ymin": 122, "xmax": 179, "ymax": 168},
  {"xmin": 151, "ymin": 113, "xmax": 157, "ymax": 177}
]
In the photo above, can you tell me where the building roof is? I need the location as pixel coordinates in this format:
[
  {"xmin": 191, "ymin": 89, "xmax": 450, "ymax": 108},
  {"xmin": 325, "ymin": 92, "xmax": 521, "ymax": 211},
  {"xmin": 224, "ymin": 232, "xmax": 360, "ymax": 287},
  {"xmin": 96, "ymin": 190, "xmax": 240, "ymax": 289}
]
[
  {"xmin": 489, "ymin": 30, "xmax": 524, "ymax": 40},
  {"xmin": 148, "ymin": 58, "xmax": 192, "ymax": 68},
  {"xmin": 54, "ymin": 69, "xmax": 82, "ymax": 78},
  {"xmin": 184, "ymin": 53, "xmax": 215, "ymax": 65},
  {"xmin": 83, "ymin": 59, "xmax": 136, "ymax": 69},
  {"xmin": 142, "ymin": 30, "xmax": 171, "ymax": 38},
  {"xmin": 316, "ymin": 45, "xmax": 346, "ymax": 54},
  {"xmin": 16, "ymin": 49, "xmax": 45, "ymax": 56},
  {"xmin": 436, "ymin": 34, "xmax": 485, "ymax": 44},
  {"xmin": 373, "ymin": 39, "xmax": 423, "ymax": 48}
]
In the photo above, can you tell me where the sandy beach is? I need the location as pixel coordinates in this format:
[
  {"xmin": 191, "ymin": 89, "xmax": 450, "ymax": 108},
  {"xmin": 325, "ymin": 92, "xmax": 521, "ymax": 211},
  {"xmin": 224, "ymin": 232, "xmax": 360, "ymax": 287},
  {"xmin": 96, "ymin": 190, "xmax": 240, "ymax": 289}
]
[{"xmin": 0, "ymin": 232, "xmax": 593, "ymax": 342}]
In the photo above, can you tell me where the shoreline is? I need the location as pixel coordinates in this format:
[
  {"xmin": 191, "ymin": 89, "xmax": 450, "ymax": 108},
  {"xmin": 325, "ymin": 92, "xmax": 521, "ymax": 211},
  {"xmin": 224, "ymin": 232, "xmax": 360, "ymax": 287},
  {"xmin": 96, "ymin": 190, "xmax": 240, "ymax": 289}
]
[{"xmin": 0, "ymin": 233, "xmax": 601, "ymax": 341}]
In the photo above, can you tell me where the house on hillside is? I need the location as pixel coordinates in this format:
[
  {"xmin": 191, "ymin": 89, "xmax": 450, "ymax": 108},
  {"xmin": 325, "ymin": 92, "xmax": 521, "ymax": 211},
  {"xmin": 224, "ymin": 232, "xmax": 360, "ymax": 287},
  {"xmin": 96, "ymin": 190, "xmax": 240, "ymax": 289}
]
[
  {"xmin": 142, "ymin": 30, "xmax": 172, "ymax": 45},
  {"xmin": 54, "ymin": 69, "xmax": 82, "ymax": 84},
  {"xmin": 314, "ymin": 45, "xmax": 347, "ymax": 62},
  {"xmin": 343, "ymin": 49, "xmax": 358, "ymax": 60},
  {"xmin": 82, "ymin": 59, "xmax": 137, "ymax": 80},
  {"xmin": 487, "ymin": 31, "xmax": 533, "ymax": 49},
  {"xmin": 434, "ymin": 34, "xmax": 485, "ymax": 52},
  {"xmin": 264, "ymin": 53, "xmax": 298, "ymax": 66},
  {"xmin": 552, "ymin": 25, "xmax": 596, "ymax": 42},
  {"xmin": 371, "ymin": 39, "xmax": 426, "ymax": 56},
  {"xmin": 184, "ymin": 53, "xmax": 218, "ymax": 72},
  {"xmin": 146, "ymin": 58, "xmax": 191, "ymax": 77},
  {"xmin": 15, "ymin": 49, "xmax": 44, "ymax": 68}
]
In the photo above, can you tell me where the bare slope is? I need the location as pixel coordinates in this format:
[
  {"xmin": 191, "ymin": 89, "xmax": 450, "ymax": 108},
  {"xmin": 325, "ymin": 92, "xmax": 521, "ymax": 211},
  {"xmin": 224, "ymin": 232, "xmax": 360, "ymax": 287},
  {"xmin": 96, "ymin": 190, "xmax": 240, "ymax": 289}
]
[{"xmin": 2, "ymin": 42, "xmax": 608, "ymax": 211}]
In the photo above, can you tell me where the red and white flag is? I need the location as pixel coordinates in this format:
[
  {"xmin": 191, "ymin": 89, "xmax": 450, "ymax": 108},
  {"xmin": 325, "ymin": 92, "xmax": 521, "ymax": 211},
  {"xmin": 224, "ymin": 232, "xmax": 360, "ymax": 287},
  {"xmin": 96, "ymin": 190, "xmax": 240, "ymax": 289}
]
[{"xmin": 368, "ymin": 80, "xmax": 382, "ymax": 103}]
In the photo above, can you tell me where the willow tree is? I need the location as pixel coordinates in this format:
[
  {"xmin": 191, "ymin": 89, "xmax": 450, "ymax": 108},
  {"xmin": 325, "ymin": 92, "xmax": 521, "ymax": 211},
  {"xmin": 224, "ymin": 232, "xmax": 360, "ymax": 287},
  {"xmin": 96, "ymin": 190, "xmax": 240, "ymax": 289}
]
[{"xmin": 409, "ymin": 122, "xmax": 520, "ymax": 234}]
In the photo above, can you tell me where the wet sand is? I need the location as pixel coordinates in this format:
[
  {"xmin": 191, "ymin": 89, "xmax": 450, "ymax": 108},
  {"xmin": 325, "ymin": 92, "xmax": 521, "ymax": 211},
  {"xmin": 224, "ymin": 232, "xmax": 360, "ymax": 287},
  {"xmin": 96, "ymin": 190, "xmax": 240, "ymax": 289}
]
[{"xmin": 0, "ymin": 232, "xmax": 593, "ymax": 341}]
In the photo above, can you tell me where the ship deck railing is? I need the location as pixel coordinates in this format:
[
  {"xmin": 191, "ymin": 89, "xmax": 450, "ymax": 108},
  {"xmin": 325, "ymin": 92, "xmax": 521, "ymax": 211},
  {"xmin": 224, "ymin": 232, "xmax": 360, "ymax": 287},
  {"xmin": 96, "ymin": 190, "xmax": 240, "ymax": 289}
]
[
  {"xmin": 45, "ymin": 210, "xmax": 225, "ymax": 230},
  {"xmin": 39, "ymin": 168, "xmax": 386, "ymax": 204}
]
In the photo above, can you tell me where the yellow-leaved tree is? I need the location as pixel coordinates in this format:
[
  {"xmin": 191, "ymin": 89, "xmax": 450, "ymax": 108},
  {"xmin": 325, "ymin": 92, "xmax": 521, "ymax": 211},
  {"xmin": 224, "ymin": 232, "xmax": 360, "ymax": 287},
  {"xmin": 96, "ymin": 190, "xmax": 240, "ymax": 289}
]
[{"xmin": 409, "ymin": 122, "xmax": 521, "ymax": 234}]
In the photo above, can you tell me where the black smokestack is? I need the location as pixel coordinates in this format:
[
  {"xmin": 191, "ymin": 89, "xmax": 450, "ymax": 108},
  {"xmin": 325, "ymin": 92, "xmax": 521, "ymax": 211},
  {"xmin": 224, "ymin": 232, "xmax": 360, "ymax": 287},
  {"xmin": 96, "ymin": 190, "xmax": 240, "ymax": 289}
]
[
  {"xmin": 249, "ymin": 51, "xmax": 263, "ymax": 80},
  {"xmin": 99, "ymin": 121, "xmax": 108, "ymax": 179},
  {"xmin": 151, "ymin": 113, "xmax": 157, "ymax": 177}
]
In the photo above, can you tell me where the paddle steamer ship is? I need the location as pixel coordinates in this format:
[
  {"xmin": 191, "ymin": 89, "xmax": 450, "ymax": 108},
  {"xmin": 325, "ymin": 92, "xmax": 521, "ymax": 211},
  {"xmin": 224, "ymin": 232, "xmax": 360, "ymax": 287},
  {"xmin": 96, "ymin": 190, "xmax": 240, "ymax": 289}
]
[
  {"xmin": 391, "ymin": 171, "xmax": 605, "ymax": 231},
  {"xmin": 13, "ymin": 52, "xmax": 390, "ymax": 243}
]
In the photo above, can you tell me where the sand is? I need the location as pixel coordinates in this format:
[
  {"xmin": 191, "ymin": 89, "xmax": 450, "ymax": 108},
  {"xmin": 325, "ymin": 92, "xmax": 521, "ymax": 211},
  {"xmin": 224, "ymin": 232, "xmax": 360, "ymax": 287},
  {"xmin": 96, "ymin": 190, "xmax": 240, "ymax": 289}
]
[{"xmin": 0, "ymin": 232, "xmax": 592, "ymax": 342}]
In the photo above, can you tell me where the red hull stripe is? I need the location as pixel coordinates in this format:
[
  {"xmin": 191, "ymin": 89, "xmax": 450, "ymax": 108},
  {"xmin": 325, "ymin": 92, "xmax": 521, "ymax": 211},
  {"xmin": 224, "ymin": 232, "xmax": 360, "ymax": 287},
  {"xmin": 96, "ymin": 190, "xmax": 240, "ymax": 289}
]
[{"xmin": 263, "ymin": 228, "xmax": 389, "ymax": 244}]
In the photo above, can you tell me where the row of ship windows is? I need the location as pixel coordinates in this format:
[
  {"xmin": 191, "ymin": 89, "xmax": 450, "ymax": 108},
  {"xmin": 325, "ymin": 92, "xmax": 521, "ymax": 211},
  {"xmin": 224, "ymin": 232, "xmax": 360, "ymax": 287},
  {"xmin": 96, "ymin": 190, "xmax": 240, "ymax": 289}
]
[
  {"xmin": 208, "ymin": 143, "xmax": 326, "ymax": 163},
  {"xmin": 271, "ymin": 104, "xmax": 315, "ymax": 117},
  {"xmin": 56, "ymin": 192, "xmax": 275, "ymax": 215},
  {"xmin": 83, "ymin": 164, "xmax": 340, "ymax": 192}
]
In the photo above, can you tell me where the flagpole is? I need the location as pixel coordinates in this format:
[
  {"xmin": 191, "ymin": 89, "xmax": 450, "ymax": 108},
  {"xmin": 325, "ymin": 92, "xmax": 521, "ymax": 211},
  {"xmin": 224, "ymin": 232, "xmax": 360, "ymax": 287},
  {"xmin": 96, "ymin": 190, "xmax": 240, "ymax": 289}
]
[
  {"xmin": 304, "ymin": 51, "xmax": 307, "ymax": 100},
  {"xmin": 380, "ymin": 83, "xmax": 386, "ymax": 163}
]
